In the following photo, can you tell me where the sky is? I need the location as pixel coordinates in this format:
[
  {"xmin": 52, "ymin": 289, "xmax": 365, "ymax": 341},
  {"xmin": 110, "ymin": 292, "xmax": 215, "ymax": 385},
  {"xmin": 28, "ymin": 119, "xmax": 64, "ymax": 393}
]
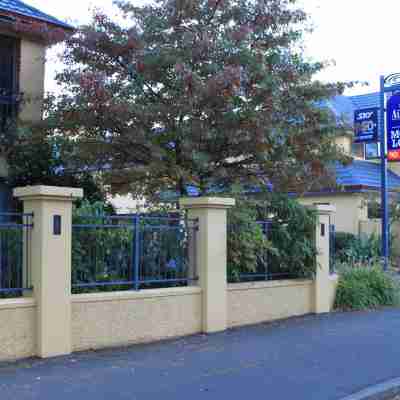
[{"xmin": 24, "ymin": 0, "xmax": 400, "ymax": 96}]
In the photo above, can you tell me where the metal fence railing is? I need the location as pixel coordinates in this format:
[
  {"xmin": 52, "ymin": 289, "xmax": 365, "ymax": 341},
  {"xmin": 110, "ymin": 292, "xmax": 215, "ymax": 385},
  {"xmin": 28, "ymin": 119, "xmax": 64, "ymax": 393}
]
[
  {"xmin": 329, "ymin": 224, "xmax": 336, "ymax": 274},
  {"xmin": 0, "ymin": 212, "xmax": 33, "ymax": 297},
  {"xmin": 71, "ymin": 214, "xmax": 198, "ymax": 292},
  {"xmin": 227, "ymin": 220, "xmax": 306, "ymax": 283}
]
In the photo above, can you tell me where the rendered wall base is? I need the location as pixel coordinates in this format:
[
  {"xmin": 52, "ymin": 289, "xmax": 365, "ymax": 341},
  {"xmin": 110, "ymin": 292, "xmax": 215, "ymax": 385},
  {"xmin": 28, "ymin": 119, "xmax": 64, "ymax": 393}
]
[
  {"xmin": 0, "ymin": 299, "xmax": 36, "ymax": 361},
  {"xmin": 0, "ymin": 278, "xmax": 337, "ymax": 361},
  {"xmin": 227, "ymin": 280, "xmax": 314, "ymax": 328},
  {"xmin": 72, "ymin": 287, "xmax": 202, "ymax": 352}
]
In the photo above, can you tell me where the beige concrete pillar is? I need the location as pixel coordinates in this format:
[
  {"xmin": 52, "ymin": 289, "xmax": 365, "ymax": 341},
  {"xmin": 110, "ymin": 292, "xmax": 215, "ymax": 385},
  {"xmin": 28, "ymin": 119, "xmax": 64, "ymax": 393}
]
[
  {"xmin": 180, "ymin": 197, "xmax": 235, "ymax": 333},
  {"xmin": 314, "ymin": 204, "xmax": 336, "ymax": 314},
  {"xmin": 14, "ymin": 186, "xmax": 83, "ymax": 358}
]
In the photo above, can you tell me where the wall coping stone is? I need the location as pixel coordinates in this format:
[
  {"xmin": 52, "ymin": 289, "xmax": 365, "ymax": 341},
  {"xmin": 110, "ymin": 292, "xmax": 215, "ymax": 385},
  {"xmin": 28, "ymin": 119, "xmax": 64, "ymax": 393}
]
[
  {"xmin": 228, "ymin": 279, "xmax": 313, "ymax": 292},
  {"xmin": 0, "ymin": 298, "xmax": 36, "ymax": 310},
  {"xmin": 72, "ymin": 286, "xmax": 202, "ymax": 304}
]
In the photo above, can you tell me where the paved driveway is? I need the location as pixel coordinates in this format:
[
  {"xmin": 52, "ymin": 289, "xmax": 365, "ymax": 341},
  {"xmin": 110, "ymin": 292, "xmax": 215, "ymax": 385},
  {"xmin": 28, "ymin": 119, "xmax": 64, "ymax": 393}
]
[{"xmin": 2, "ymin": 309, "xmax": 400, "ymax": 400}]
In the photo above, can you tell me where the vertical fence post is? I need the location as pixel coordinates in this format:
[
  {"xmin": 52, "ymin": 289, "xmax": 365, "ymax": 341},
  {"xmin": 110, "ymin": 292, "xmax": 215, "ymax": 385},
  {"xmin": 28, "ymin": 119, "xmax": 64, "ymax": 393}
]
[
  {"xmin": 313, "ymin": 204, "xmax": 336, "ymax": 314},
  {"xmin": 187, "ymin": 216, "xmax": 197, "ymax": 283},
  {"xmin": 134, "ymin": 214, "xmax": 140, "ymax": 290},
  {"xmin": 180, "ymin": 197, "xmax": 235, "ymax": 333},
  {"xmin": 329, "ymin": 224, "xmax": 336, "ymax": 274},
  {"xmin": 22, "ymin": 213, "xmax": 32, "ymax": 294},
  {"xmin": 14, "ymin": 186, "xmax": 83, "ymax": 358}
]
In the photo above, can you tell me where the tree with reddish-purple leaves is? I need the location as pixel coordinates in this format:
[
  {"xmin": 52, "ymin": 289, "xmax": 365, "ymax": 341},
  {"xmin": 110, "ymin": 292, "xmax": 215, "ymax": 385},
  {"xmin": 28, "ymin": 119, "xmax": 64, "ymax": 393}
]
[{"xmin": 50, "ymin": 0, "xmax": 350, "ymax": 200}]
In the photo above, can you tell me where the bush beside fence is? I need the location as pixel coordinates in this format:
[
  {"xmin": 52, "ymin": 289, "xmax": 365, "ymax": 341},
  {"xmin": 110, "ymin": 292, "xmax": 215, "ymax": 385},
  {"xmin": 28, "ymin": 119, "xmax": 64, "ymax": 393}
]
[{"xmin": 334, "ymin": 265, "xmax": 398, "ymax": 311}]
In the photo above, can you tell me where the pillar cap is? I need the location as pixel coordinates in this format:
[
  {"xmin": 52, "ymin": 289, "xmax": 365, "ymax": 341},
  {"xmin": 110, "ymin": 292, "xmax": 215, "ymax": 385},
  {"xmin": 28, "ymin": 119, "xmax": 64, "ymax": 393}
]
[
  {"xmin": 180, "ymin": 197, "xmax": 235, "ymax": 209},
  {"xmin": 309, "ymin": 204, "xmax": 336, "ymax": 215},
  {"xmin": 13, "ymin": 185, "xmax": 84, "ymax": 201}
]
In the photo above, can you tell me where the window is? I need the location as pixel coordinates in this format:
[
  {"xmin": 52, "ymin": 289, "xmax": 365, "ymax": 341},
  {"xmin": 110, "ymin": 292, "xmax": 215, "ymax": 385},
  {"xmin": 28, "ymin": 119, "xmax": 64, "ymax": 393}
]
[
  {"xmin": 0, "ymin": 35, "xmax": 18, "ymax": 94},
  {"xmin": 365, "ymin": 142, "xmax": 380, "ymax": 159},
  {"xmin": 351, "ymin": 142, "xmax": 380, "ymax": 160},
  {"xmin": 351, "ymin": 142, "xmax": 365, "ymax": 159},
  {"xmin": 0, "ymin": 35, "xmax": 19, "ymax": 129},
  {"xmin": 368, "ymin": 201, "xmax": 381, "ymax": 219}
]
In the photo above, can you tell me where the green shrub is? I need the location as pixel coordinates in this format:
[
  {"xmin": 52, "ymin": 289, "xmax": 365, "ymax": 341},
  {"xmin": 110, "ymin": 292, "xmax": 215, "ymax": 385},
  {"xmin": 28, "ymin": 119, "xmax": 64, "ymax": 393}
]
[
  {"xmin": 227, "ymin": 194, "xmax": 316, "ymax": 281},
  {"xmin": 260, "ymin": 194, "xmax": 317, "ymax": 279},
  {"xmin": 334, "ymin": 265, "xmax": 398, "ymax": 311},
  {"xmin": 334, "ymin": 232, "xmax": 358, "ymax": 256},
  {"xmin": 227, "ymin": 200, "xmax": 271, "ymax": 282},
  {"xmin": 334, "ymin": 231, "xmax": 381, "ymax": 266}
]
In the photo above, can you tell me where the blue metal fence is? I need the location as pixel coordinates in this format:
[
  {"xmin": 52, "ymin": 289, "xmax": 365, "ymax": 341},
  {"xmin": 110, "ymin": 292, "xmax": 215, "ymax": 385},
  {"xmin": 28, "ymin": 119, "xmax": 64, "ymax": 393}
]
[
  {"xmin": 329, "ymin": 224, "xmax": 336, "ymax": 274},
  {"xmin": 71, "ymin": 214, "xmax": 198, "ymax": 292},
  {"xmin": 0, "ymin": 212, "xmax": 33, "ymax": 297}
]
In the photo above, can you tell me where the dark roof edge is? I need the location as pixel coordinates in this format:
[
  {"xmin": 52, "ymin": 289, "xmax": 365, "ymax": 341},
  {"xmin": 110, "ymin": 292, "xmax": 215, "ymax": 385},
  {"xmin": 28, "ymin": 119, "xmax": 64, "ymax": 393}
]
[{"xmin": 0, "ymin": 7, "xmax": 74, "ymax": 30}]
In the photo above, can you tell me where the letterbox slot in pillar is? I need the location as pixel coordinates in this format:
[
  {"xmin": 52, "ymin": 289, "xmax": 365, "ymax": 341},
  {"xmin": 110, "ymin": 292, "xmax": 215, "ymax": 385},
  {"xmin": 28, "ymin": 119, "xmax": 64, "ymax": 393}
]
[{"xmin": 53, "ymin": 215, "xmax": 62, "ymax": 235}]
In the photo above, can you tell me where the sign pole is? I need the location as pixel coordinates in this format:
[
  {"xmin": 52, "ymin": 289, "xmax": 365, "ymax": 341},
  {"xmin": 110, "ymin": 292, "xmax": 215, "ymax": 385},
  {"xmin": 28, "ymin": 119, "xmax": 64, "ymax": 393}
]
[{"xmin": 380, "ymin": 75, "xmax": 389, "ymax": 271}]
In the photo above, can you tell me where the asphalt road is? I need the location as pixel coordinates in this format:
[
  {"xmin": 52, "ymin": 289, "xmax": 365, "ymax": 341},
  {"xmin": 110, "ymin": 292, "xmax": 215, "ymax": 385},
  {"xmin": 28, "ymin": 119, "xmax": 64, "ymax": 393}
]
[{"xmin": 2, "ymin": 309, "xmax": 400, "ymax": 400}]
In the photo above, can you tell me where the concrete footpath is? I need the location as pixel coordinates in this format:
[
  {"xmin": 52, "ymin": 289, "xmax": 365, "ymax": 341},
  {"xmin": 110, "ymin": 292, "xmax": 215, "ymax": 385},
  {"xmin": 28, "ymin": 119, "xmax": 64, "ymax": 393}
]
[{"xmin": 2, "ymin": 309, "xmax": 400, "ymax": 400}]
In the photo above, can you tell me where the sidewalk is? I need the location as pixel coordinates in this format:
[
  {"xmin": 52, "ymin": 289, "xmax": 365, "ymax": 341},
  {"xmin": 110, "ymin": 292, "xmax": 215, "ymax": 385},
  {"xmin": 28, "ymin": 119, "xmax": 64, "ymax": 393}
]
[{"xmin": 2, "ymin": 309, "xmax": 400, "ymax": 400}]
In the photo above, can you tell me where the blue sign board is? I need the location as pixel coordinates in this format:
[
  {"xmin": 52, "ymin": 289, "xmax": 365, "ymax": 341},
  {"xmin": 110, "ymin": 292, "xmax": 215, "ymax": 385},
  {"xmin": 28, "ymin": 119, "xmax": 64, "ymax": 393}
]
[
  {"xmin": 354, "ymin": 107, "xmax": 379, "ymax": 143},
  {"xmin": 387, "ymin": 93, "xmax": 400, "ymax": 161}
]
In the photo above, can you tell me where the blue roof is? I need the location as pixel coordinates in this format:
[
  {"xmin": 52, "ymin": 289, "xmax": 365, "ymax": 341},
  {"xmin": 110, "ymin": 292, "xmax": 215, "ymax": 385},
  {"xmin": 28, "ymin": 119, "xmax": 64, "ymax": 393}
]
[
  {"xmin": 335, "ymin": 160, "xmax": 400, "ymax": 191},
  {"xmin": 349, "ymin": 92, "xmax": 380, "ymax": 109},
  {"xmin": 0, "ymin": 0, "xmax": 73, "ymax": 29}
]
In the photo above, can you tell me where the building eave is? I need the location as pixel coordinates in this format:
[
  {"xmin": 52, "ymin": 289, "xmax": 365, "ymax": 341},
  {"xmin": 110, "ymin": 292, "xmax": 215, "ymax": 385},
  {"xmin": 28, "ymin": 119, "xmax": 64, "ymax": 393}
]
[{"xmin": 0, "ymin": 4, "xmax": 74, "ymax": 31}]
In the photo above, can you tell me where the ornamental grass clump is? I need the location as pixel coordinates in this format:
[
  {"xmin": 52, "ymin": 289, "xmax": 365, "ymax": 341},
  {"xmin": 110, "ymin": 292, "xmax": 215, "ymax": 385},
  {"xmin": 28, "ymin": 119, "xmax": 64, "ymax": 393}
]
[{"xmin": 334, "ymin": 265, "xmax": 398, "ymax": 311}]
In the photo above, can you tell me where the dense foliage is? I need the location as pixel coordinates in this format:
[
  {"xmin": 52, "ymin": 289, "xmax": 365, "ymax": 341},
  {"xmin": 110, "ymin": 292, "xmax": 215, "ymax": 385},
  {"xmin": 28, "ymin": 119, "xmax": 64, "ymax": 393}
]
[
  {"xmin": 0, "ymin": 125, "xmax": 106, "ymax": 205},
  {"xmin": 227, "ymin": 194, "xmax": 316, "ymax": 281},
  {"xmin": 227, "ymin": 199, "xmax": 271, "ymax": 281},
  {"xmin": 333, "ymin": 231, "xmax": 382, "ymax": 267},
  {"xmin": 47, "ymin": 0, "xmax": 350, "ymax": 201},
  {"xmin": 334, "ymin": 265, "xmax": 398, "ymax": 311}
]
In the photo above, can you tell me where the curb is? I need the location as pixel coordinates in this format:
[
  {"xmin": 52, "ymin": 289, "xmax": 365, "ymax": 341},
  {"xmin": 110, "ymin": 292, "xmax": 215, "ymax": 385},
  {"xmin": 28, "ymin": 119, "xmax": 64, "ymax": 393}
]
[{"xmin": 340, "ymin": 378, "xmax": 400, "ymax": 400}]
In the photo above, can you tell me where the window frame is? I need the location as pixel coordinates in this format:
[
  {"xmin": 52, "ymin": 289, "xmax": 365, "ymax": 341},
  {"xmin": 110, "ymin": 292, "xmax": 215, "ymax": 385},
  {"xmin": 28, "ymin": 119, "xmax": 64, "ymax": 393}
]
[{"xmin": 0, "ymin": 34, "xmax": 20, "ymax": 95}]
